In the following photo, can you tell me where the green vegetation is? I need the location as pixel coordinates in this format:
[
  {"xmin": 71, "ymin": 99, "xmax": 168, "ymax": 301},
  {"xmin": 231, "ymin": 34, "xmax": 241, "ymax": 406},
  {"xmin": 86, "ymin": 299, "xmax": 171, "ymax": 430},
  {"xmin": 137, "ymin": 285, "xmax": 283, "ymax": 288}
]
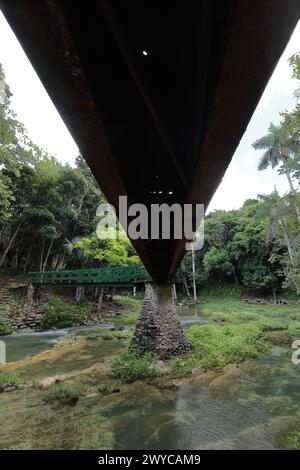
[
  {"xmin": 0, "ymin": 372, "xmax": 21, "ymax": 390},
  {"xmin": 288, "ymin": 431, "xmax": 300, "ymax": 450},
  {"xmin": 113, "ymin": 296, "xmax": 141, "ymax": 313},
  {"xmin": 170, "ymin": 323, "xmax": 269, "ymax": 377},
  {"xmin": 0, "ymin": 63, "xmax": 138, "ymax": 274},
  {"xmin": 111, "ymin": 351, "xmax": 159, "ymax": 383},
  {"xmin": 98, "ymin": 383, "xmax": 121, "ymax": 395},
  {"xmin": 199, "ymin": 285, "xmax": 242, "ymax": 297},
  {"xmin": 201, "ymin": 297, "xmax": 300, "ymax": 324},
  {"xmin": 47, "ymin": 383, "xmax": 83, "ymax": 406},
  {"xmin": 0, "ymin": 320, "xmax": 12, "ymax": 335},
  {"xmin": 180, "ymin": 52, "xmax": 300, "ymax": 297},
  {"xmin": 41, "ymin": 295, "xmax": 93, "ymax": 329}
]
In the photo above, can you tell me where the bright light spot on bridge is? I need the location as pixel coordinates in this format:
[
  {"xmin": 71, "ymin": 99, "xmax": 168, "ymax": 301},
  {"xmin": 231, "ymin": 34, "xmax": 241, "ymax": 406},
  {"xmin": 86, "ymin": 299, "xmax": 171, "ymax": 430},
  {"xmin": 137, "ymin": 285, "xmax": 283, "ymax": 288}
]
[{"xmin": 142, "ymin": 50, "xmax": 148, "ymax": 56}]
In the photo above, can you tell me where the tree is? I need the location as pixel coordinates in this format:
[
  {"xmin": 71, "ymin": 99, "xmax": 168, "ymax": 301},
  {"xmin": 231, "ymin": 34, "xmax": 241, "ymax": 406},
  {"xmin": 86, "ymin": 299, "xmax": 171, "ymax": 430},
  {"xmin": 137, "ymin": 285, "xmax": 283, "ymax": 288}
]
[
  {"xmin": 0, "ymin": 63, "xmax": 34, "ymax": 223},
  {"xmin": 253, "ymin": 123, "xmax": 300, "ymax": 224},
  {"xmin": 74, "ymin": 229, "xmax": 139, "ymax": 267}
]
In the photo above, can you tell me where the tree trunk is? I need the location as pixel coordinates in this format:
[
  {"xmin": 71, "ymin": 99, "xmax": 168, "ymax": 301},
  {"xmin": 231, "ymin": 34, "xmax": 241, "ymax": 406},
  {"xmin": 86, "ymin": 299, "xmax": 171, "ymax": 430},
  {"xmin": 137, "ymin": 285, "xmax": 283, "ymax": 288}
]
[
  {"xmin": 23, "ymin": 246, "xmax": 33, "ymax": 273},
  {"xmin": 131, "ymin": 282, "xmax": 189, "ymax": 357},
  {"xmin": 281, "ymin": 218, "xmax": 294, "ymax": 265},
  {"xmin": 39, "ymin": 239, "xmax": 45, "ymax": 272},
  {"xmin": 183, "ymin": 277, "xmax": 190, "ymax": 297},
  {"xmin": 284, "ymin": 168, "xmax": 300, "ymax": 225},
  {"xmin": 42, "ymin": 239, "xmax": 54, "ymax": 272},
  {"xmin": 112, "ymin": 286, "xmax": 116, "ymax": 300},
  {"xmin": 172, "ymin": 283, "xmax": 177, "ymax": 300},
  {"xmin": 97, "ymin": 287, "xmax": 105, "ymax": 314},
  {"xmin": 231, "ymin": 264, "xmax": 239, "ymax": 286},
  {"xmin": 0, "ymin": 221, "xmax": 23, "ymax": 267}
]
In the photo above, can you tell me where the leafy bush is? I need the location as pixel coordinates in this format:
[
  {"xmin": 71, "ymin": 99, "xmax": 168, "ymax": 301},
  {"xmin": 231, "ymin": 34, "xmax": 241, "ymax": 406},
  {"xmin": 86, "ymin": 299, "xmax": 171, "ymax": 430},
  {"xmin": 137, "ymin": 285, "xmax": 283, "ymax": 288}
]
[
  {"xmin": 48, "ymin": 383, "xmax": 83, "ymax": 405},
  {"xmin": 41, "ymin": 309, "xmax": 75, "ymax": 329},
  {"xmin": 0, "ymin": 321, "xmax": 12, "ymax": 335},
  {"xmin": 110, "ymin": 351, "xmax": 158, "ymax": 383},
  {"xmin": 41, "ymin": 295, "xmax": 93, "ymax": 329}
]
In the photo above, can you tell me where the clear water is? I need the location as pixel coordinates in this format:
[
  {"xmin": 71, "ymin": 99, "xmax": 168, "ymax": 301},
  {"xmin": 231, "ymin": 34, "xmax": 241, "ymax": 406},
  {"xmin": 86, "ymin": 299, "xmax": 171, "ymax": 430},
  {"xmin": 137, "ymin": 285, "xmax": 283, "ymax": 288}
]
[
  {"xmin": 1, "ymin": 323, "xmax": 115, "ymax": 363},
  {"xmin": 0, "ymin": 311, "xmax": 299, "ymax": 449},
  {"xmin": 105, "ymin": 347, "xmax": 300, "ymax": 449},
  {"xmin": 1, "ymin": 313, "xmax": 204, "ymax": 363}
]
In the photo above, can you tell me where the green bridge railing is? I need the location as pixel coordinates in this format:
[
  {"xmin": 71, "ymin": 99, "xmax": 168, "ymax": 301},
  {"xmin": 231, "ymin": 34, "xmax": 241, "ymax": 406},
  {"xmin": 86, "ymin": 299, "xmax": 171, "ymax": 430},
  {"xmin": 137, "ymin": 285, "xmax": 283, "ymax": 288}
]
[{"xmin": 29, "ymin": 264, "xmax": 151, "ymax": 286}]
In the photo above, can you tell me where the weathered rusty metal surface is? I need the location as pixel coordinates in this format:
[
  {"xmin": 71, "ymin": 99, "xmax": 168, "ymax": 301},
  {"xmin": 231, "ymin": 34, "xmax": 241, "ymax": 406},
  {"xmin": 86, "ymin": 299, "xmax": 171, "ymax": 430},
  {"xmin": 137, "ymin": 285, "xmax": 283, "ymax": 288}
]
[{"xmin": 1, "ymin": 0, "xmax": 299, "ymax": 282}]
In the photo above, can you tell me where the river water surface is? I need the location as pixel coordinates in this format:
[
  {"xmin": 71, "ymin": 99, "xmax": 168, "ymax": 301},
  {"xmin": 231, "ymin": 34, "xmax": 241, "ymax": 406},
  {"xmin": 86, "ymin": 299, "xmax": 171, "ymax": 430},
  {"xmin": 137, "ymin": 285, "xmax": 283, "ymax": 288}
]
[{"xmin": 0, "ymin": 311, "xmax": 299, "ymax": 449}]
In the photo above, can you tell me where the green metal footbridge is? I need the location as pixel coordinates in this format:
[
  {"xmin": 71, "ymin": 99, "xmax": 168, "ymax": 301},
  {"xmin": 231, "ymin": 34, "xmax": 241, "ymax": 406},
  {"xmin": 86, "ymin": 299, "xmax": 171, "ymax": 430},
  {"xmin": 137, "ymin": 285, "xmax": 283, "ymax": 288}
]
[
  {"xmin": 29, "ymin": 264, "xmax": 151, "ymax": 287},
  {"xmin": 29, "ymin": 264, "xmax": 182, "ymax": 287}
]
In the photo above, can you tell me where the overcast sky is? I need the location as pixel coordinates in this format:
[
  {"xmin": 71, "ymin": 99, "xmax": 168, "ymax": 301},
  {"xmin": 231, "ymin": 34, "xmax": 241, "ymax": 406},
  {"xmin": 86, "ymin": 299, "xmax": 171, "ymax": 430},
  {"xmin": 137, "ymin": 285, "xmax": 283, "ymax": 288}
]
[{"xmin": 0, "ymin": 11, "xmax": 299, "ymax": 212}]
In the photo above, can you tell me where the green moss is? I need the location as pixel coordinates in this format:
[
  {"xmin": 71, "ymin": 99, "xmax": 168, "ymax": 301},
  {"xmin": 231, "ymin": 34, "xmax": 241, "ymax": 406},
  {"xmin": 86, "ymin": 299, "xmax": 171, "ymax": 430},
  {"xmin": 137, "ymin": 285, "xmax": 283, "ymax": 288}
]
[
  {"xmin": 0, "ymin": 321, "xmax": 12, "ymax": 335},
  {"xmin": 110, "ymin": 351, "xmax": 158, "ymax": 383},
  {"xmin": 47, "ymin": 383, "xmax": 83, "ymax": 405},
  {"xmin": 170, "ymin": 323, "xmax": 270, "ymax": 377}
]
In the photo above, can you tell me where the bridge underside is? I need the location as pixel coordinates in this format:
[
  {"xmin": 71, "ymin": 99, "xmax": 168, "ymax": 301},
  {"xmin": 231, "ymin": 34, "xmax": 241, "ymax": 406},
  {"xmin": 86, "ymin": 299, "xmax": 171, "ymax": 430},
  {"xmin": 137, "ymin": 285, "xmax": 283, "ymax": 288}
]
[{"xmin": 2, "ymin": 0, "xmax": 299, "ymax": 284}]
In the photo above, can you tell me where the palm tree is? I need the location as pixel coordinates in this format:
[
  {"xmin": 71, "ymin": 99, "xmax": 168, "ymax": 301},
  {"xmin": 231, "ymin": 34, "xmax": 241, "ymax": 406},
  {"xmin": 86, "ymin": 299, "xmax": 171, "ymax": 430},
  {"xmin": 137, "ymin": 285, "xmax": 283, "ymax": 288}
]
[{"xmin": 253, "ymin": 123, "xmax": 300, "ymax": 224}]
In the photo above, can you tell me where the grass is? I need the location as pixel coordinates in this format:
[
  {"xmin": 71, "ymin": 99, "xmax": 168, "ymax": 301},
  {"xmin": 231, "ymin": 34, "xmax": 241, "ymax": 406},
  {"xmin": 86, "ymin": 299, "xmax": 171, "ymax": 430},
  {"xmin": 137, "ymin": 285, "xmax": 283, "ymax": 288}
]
[
  {"xmin": 170, "ymin": 323, "xmax": 270, "ymax": 377},
  {"xmin": 0, "ymin": 321, "xmax": 12, "ymax": 335},
  {"xmin": 200, "ymin": 297, "xmax": 300, "ymax": 327},
  {"xmin": 110, "ymin": 351, "xmax": 159, "ymax": 383},
  {"xmin": 47, "ymin": 383, "xmax": 83, "ymax": 405},
  {"xmin": 113, "ymin": 296, "xmax": 141, "ymax": 313},
  {"xmin": 0, "ymin": 372, "xmax": 21, "ymax": 390},
  {"xmin": 108, "ymin": 295, "xmax": 300, "ymax": 381},
  {"xmin": 113, "ymin": 313, "xmax": 139, "ymax": 327}
]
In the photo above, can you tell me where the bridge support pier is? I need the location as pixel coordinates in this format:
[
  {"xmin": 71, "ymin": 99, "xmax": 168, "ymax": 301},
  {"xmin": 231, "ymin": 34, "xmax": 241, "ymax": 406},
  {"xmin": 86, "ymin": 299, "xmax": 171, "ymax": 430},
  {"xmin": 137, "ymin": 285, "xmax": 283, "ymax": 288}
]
[{"xmin": 130, "ymin": 282, "xmax": 189, "ymax": 358}]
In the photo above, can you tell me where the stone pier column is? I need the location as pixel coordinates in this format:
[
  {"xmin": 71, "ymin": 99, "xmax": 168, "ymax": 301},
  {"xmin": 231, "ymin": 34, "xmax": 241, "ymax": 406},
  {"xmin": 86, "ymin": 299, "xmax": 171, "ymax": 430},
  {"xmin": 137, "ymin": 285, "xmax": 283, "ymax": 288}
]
[{"xmin": 130, "ymin": 282, "xmax": 189, "ymax": 357}]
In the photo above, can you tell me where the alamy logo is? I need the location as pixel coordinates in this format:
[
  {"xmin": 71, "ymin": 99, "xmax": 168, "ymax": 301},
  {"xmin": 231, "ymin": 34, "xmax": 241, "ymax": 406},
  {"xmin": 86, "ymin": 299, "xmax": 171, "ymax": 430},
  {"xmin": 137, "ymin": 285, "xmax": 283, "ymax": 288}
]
[
  {"xmin": 96, "ymin": 196, "xmax": 205, "ymax": 251},
  {"xmin": 291, "ymin": 340, "xmax": 300, "ymax": 365},
  {"xmin": 0, "ymin": 340, "xmax": 6, "ymax": 364}
]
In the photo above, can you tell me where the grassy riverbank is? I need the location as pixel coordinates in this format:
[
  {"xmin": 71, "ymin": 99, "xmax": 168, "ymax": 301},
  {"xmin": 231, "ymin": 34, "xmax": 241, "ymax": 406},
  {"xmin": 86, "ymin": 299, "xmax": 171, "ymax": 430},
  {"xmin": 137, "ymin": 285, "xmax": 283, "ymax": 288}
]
[{"xmin": 1, "ymin": 295, "xmax": 300, "ymax": 449}]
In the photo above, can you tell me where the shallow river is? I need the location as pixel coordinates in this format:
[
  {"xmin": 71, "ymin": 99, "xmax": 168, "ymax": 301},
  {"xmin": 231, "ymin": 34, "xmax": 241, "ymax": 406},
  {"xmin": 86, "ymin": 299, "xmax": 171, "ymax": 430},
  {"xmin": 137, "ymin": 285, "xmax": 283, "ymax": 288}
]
[{"xmin": 1, "ymin": 312, "xmax": 299, "ymax": 449}]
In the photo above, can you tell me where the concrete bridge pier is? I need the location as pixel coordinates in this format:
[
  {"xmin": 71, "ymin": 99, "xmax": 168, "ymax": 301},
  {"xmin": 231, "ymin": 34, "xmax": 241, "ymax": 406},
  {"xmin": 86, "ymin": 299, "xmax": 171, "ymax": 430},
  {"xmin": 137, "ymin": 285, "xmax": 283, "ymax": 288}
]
[{"xmin": 130, "ymin": 282, "xmax": 189, "ymax": 358}]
